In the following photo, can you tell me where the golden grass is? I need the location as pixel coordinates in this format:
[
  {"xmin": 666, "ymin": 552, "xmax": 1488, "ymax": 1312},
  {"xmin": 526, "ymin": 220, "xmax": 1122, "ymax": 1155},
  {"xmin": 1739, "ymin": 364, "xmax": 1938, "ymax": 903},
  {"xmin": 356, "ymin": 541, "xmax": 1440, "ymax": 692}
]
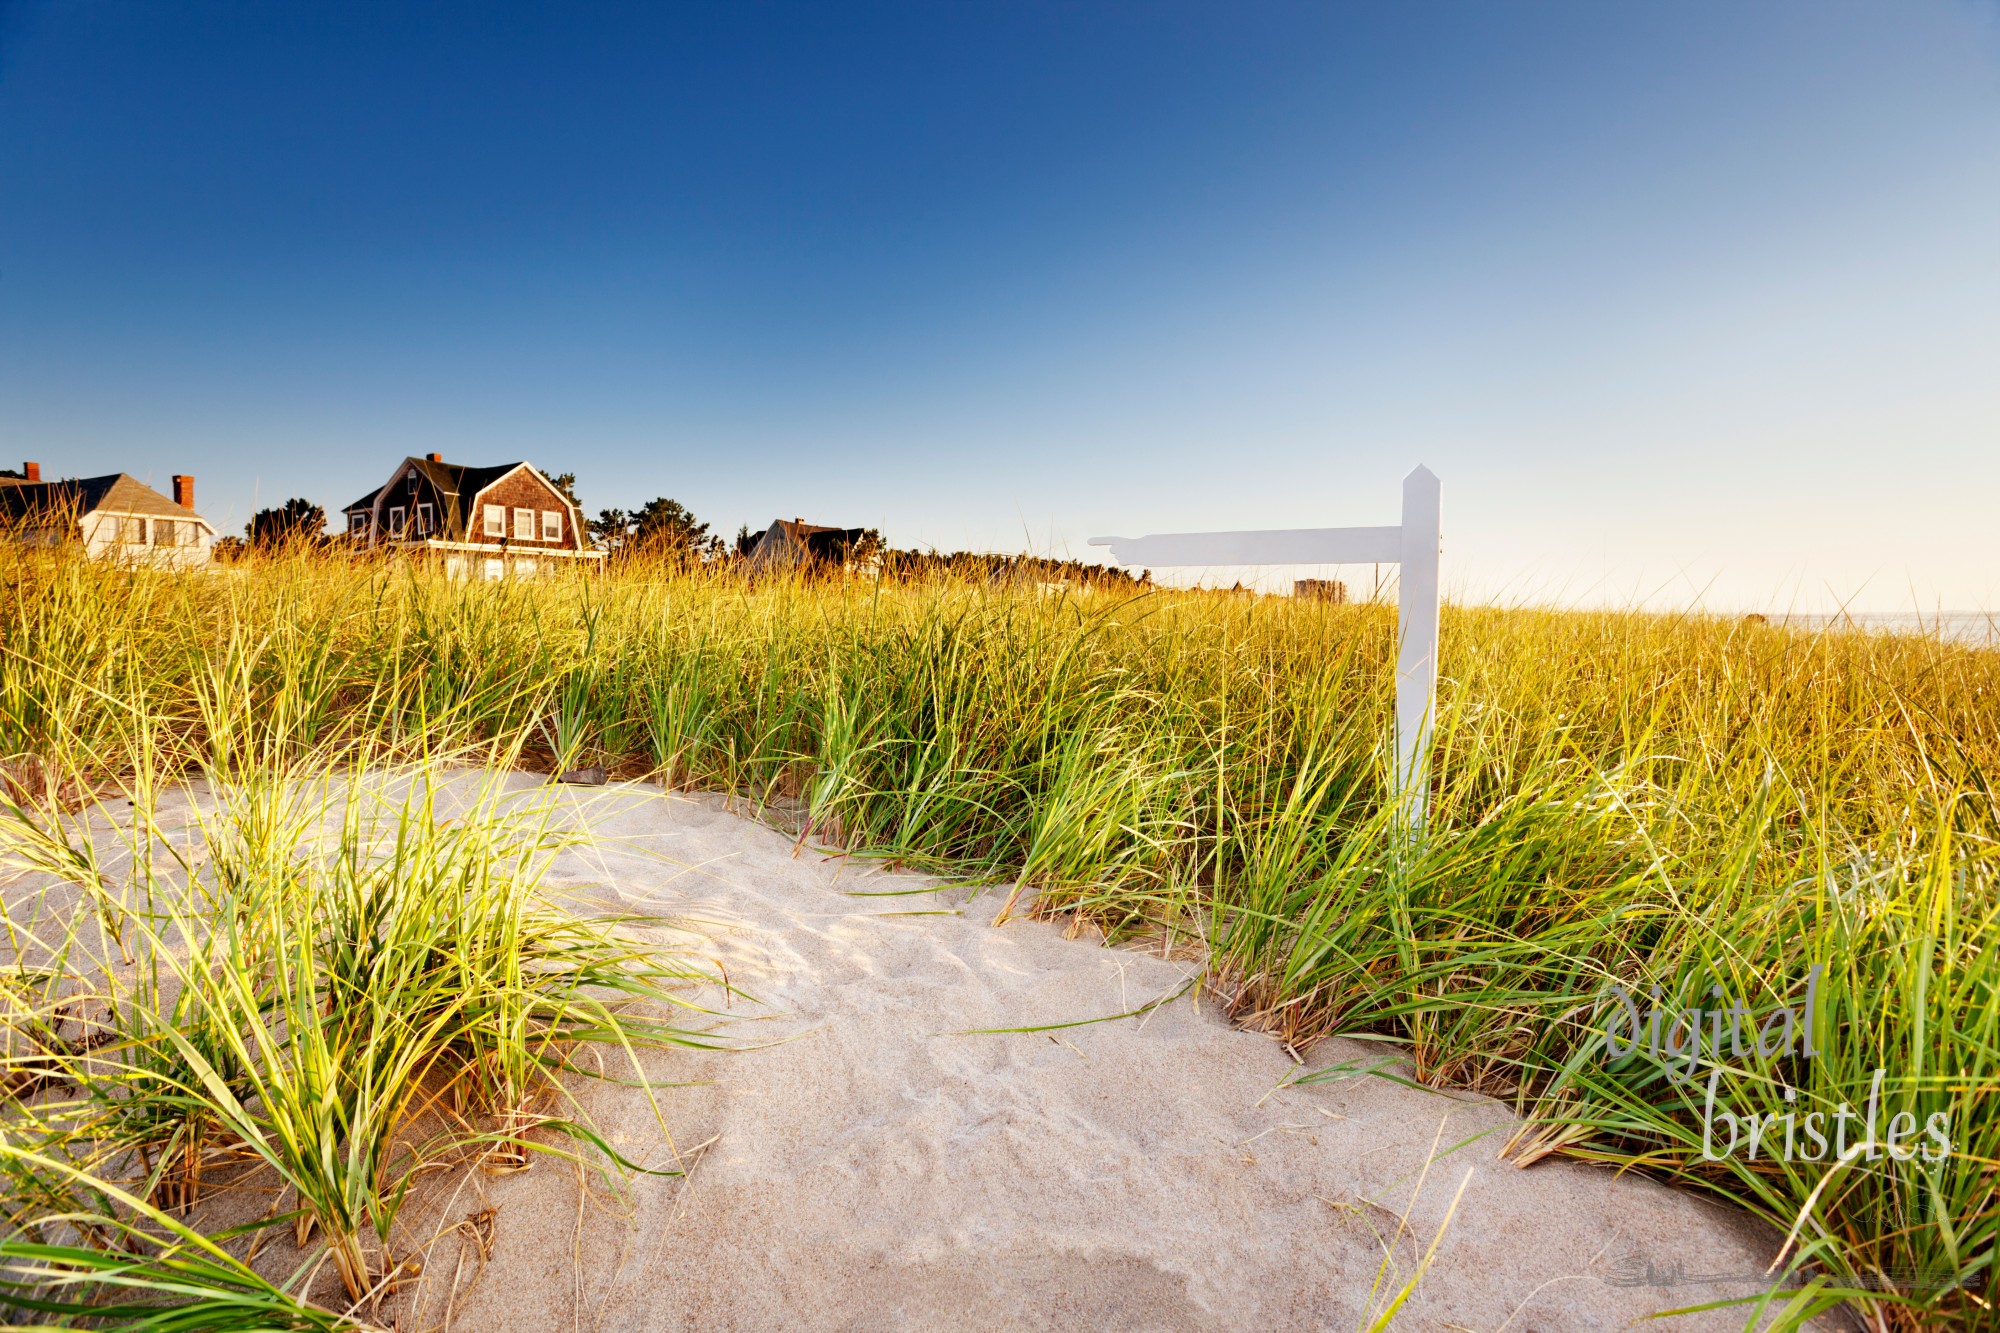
[{"xmin": 1, "ymin": 545, "xmax": 1994, "ymax": 1329}]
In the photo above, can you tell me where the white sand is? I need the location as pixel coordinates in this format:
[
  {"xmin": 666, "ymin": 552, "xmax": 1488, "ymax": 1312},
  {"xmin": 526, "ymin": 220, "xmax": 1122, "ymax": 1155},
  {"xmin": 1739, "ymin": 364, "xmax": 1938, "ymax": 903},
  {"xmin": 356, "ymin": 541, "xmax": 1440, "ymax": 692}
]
[{"xmin": 393, "ymin": 777, "xmax": 1808, "ymax": 1333}]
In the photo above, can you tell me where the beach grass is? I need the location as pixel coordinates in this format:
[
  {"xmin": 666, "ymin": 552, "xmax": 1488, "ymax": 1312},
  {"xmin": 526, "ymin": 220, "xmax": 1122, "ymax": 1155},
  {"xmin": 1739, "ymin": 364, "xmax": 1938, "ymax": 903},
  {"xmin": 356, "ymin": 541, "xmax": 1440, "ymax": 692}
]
[
  {"xmin": 0, "ymin": 555, "xmax": 723, "ymax": 1324},
  {"xmin": 1, "ymin": 544, "xmax": 1994, "ymax": 1330}
]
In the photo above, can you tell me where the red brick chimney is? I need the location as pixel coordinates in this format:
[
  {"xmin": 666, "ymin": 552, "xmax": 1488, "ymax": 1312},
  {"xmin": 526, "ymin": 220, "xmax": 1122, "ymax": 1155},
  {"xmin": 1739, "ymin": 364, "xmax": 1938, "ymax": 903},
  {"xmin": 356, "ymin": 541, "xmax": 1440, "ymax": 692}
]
[
  {"xmin": 22, "ymin": 462, "xmax": 39, "ymax": 482},
  {"xmin": 171, "ymin": 474, "xmax": 194, "ymax": 509},
  {"xmin": 427, "ymin": 452, "xmax": 443, "ymax": 463}
]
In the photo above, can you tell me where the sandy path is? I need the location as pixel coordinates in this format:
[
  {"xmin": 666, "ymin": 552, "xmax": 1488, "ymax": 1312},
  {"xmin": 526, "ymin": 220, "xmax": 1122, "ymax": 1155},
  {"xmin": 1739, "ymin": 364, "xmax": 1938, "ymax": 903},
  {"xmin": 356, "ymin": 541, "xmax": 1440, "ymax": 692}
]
[{"xmin": 392, "ymin": 777, "xmax": 1809, "ymax": 1333}]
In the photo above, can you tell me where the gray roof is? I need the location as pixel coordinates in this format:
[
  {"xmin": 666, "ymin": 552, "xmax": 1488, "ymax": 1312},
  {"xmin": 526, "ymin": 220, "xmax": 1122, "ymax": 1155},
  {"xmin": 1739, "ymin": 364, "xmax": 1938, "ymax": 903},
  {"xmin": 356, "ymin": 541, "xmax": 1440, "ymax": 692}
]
[
  {"xmin": 0, "ymin": 474, "xmax": 208, "ymax": 527},
  {"xmin": 745, "ymin": 518, "xmax": 867, "ymax": 571},
  {"xmin": 393, "ymin": 457, "xmax": 520, "ymax": 502}
]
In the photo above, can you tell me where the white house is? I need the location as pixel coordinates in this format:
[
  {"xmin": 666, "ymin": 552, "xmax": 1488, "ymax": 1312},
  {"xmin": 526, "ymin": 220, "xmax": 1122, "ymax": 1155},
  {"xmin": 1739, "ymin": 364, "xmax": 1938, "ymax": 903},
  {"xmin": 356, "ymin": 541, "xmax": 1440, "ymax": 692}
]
[{"xmin": 0, "ymin": 463, "xmax": 216, "ymax": 570}]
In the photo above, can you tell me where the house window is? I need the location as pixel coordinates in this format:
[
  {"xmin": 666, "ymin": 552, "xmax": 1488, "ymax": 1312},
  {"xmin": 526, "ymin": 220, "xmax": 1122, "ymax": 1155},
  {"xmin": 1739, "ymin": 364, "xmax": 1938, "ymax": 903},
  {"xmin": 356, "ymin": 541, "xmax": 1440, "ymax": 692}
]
[
  {"xmin": 513, "ymin": 507, "xmax": 534, "ymax": 540},
  {"xmin": 484, "ymin": 504, "xmax": 505, "ymax": 538},
  {"xmin": 416, "ymin": 502, "xmax": 435, "ymax": 536},
  {"xmin": 541, "ymin": 510, "xmax": 562, "ymax": 542},
  {"xmin": 117, "ymin": 516, "xmax": 144, "ymax": 544},
  {"xmin": 349, "ymin": 511, "xmax": 370, "ymax": 535},
  {"xmin": 483, "ymin": 558, "xmax": 505, "ymax": 581},
  {"xmin": 389, "ymin": 506, "xmax": 406, "ymax": 537},
  {"xmin": 153, "ymin": 519, "xmax": 176, "ymax": 546}
]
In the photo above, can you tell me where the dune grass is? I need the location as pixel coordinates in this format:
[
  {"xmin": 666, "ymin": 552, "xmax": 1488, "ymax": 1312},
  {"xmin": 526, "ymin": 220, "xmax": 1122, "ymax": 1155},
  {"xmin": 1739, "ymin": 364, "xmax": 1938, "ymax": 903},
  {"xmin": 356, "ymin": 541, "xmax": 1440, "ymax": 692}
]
[
  {"xmin": 0, "ymin": 556, "xmax": 723, "ymax": 1326},
  {"xmin": 0, "ymin": 545, "xmax": 1994, "ymax": 1330}
]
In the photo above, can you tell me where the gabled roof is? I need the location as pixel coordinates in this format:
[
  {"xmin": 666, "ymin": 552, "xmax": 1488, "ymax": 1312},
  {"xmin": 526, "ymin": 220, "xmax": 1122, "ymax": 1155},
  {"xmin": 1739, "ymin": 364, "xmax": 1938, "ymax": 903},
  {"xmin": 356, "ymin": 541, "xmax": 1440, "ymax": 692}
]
[
  {"xmin": 0, "ymin": 474, "xmax": 209, "ymax": 527},
  {"xmin": 360, "ymin": 457, "xmax": 585, "ymax": 547},
  {"xmin": 455, "ymin": 463, "xmax": 522, "ymax": 497},
  {"xmin": 365, "ymin": 458, "xmax": 508, "ymax": 540},
  {"xmin": 768, "ymin": 519, "xmax": 852, "ymax": 540},
  {"xmin": 381, "ymin": 457, "xmax": 522, "ymax": 504},
  {"xmin": 744, "ymin": 518, "xmax": 867, "ymax": 571}
]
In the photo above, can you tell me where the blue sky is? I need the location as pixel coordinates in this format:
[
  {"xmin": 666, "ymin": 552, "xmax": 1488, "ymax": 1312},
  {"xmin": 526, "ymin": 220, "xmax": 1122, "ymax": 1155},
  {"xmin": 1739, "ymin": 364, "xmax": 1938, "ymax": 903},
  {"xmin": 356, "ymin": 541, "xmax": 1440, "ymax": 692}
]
[{"xmin": 2, "ymin": 1, "xmax": 1996, "ymax": 610}]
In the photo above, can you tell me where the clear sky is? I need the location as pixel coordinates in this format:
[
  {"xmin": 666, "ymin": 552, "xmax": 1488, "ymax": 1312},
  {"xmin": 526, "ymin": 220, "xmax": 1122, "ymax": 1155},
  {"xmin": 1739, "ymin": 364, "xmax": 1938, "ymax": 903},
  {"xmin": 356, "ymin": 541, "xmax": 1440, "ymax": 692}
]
[{"xmin": 3, "ymin": 1, "xmax": 1996, "ymax": 610}]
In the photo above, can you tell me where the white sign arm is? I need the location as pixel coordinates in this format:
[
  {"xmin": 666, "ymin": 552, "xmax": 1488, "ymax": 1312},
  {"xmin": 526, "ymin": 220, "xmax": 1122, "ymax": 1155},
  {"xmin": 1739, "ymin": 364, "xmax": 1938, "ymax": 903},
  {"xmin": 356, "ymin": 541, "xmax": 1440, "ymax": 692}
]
[
  {"xmin": 1085, "ymin": 526, "xmax": 1402, "ymax": 568},
  {"xmin": 1089, "ymin": 464, "xmax": 1441, "ymax": 831}
]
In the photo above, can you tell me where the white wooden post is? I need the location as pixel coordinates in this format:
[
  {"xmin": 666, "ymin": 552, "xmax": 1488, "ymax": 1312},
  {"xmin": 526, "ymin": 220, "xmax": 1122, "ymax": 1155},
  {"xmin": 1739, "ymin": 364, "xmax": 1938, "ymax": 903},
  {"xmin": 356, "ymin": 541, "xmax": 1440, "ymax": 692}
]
[
  {"xmin": 1089, "ymin": 465, "xmax": 1442, "ymax": 832},
  {"xmin": 1393, "ymin": 466, "xmax": 1441, "ymax": 831}
]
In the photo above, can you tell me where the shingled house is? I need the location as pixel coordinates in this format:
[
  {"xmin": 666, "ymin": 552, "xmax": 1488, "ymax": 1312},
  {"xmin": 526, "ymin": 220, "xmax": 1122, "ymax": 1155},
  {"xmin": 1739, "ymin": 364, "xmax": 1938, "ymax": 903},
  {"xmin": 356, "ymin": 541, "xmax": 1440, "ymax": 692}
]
[
  {"xmin": 0, "ymin": 462, "xmax": 216, "ymax": 569},
  {"xmin": 343, "ymin": 454, "xmax": 602, "ymax": 578},
  {"xmin": 738, "ymin": 518, "xmax": 876, "ymax": 574}
]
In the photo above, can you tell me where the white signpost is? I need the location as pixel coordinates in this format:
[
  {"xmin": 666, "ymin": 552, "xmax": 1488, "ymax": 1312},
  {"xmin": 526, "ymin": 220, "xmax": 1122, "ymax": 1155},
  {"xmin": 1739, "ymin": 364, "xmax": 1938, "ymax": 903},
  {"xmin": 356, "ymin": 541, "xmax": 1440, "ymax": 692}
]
[{"xmin": 1089, "ymin": 465, "xmax": 1442, "ymax": 831}]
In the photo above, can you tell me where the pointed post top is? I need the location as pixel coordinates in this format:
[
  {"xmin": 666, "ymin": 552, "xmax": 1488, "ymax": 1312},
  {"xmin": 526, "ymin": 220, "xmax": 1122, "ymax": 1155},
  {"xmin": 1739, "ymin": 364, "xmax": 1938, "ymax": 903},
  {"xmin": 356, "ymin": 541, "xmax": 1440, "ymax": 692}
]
[{"xmin": 1402, "ymin": 464, "xmax": 1440, "ymax": 528}]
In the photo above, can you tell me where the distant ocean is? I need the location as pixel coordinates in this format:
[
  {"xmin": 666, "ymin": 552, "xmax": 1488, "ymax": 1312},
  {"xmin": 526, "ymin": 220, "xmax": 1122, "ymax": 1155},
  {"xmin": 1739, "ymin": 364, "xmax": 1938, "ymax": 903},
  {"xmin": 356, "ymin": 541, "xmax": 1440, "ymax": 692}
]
[{"xmin": 1769, "ymin": 613, "xmax": 2000, "ymax": 647}]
